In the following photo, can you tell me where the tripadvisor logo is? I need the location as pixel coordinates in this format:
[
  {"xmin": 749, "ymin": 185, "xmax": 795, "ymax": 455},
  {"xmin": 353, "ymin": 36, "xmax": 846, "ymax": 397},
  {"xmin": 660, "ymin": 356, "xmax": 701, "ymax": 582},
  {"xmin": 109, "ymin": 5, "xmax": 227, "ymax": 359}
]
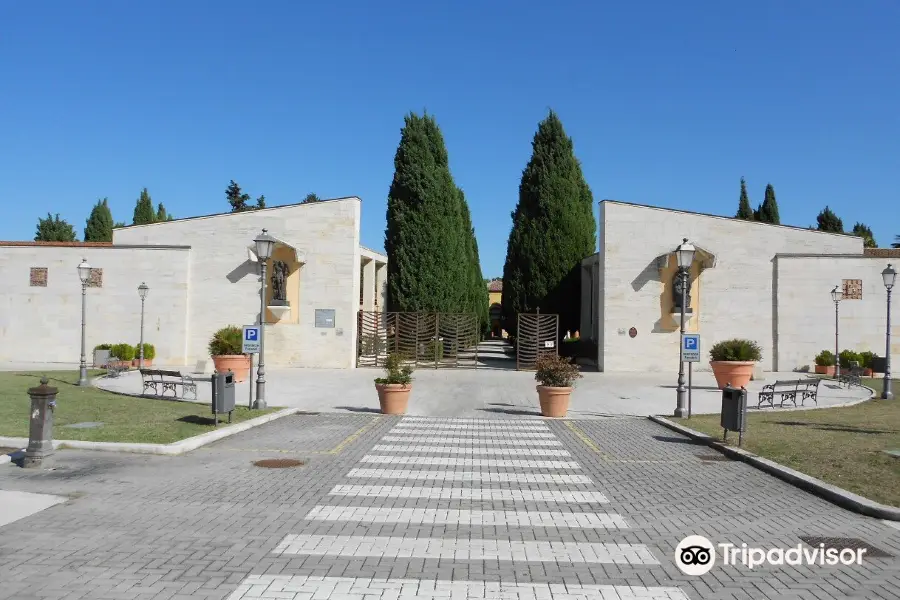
[{"xmin": 674, "ymin": 535, "xmax": 868, "ymax": 574}]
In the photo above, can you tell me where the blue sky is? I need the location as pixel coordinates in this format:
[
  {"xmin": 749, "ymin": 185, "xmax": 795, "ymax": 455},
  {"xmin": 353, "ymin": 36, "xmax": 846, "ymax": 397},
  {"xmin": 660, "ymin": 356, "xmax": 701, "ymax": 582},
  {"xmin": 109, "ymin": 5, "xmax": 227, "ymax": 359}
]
[{"xmin": 2, "ymin": 1, "xmax": 898, "ymax": 276}]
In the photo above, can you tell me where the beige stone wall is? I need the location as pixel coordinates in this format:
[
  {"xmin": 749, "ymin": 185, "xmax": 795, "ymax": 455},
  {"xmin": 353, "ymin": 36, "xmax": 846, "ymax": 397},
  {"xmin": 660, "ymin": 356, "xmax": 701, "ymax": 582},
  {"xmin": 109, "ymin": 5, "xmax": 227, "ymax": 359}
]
[
  {"xmin": 599, "ymin": 201, "xmax": 863, "ymax": 372},
  {"xmin": 0, "ymin": 244, "xmax": 190, "ymax": 365},
  {"xmin": 114, "ymin": 198, "xmax": 363, "ymax": 369},
  {"xmin": 775, "ymin": 255, "xmax": 898, "ymax": 371}
]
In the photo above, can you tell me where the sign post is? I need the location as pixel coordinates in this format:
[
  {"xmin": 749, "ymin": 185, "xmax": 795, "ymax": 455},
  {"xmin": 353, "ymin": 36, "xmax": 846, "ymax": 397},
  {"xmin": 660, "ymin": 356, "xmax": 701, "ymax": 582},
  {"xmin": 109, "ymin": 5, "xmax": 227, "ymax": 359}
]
[
  {"xmin": 242, "ymin": 326, "xmax": 261, "ymax": 409},
  {"xmin": 681, "ymin": 334, "xmax": 700, "ymax": 418}
]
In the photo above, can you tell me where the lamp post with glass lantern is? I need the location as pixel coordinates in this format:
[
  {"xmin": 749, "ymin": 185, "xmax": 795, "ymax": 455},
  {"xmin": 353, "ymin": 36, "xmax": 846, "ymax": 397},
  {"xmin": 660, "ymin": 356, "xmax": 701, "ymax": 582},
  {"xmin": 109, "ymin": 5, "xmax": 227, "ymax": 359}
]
[
  {"xmin": 882, "ymin": 264, "xmax": 896, "ymax": 400},
  {"xmin": 77, "ymin": 259, "xmax": 92, "ymax": 386},
  {"xmin": 674, "ymin": 238, "xmax": 695, "ymax": 418},
  {"xmin": 138, "ymin": 282, "xmax": 149, "ymax": 368},
  {"xmin": 831, "ymin": 286, "xmax": 843, "ymax": 380},
  {"xmin": 253, "ymin": 229, "xmax": 276, "ymax": 409}
]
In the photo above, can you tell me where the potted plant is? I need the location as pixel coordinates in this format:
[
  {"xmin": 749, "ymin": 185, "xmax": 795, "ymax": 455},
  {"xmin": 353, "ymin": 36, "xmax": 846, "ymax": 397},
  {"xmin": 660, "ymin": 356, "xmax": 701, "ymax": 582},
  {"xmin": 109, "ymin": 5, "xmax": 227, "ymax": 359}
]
[
  {"xmin": 375, "ymin": 353, "xmax": 413, "ymax": 414},
  {"xmin": 709, "ymin": 339, "xmax": 762, "ymax": 389},
  {"xmin": 109, "ymin": 343, "xmax": 135, "ymax": 370},
  {"xmin": 208, "ymin": 326, "xmax": 251, "ymax": 382},
  {"xmin": 858, "ymin": 351, "xmax": 877, "ymax": 377},
  {"xmin": 838, "ymin": 349, "xmax": 861, "ymax": 374},
  {"xmin": 814, "ymin": 350, "xmax": 836, "ymax": 376},
  {"xmin": 93, "ymin": 343, "xmax": 112, "ymax": 368},
  {"xmin": 132, "ymin": 343, "xmax": 156, "ymax": 367},
  {"xmin": 534, "ymin": 354, "xmax": 582, "ymax": 418}
]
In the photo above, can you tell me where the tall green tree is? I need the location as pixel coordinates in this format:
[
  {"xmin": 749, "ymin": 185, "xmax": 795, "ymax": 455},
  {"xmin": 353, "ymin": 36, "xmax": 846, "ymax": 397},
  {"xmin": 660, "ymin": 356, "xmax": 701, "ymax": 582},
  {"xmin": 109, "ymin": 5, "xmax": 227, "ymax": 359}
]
[
  {"xmin": 735, "ymin": 177, "xmax": 754, "ymax": 220},
  {"xmin": 35, "ymin": 213, "xmax": 76, "ymax": 242},
  {"xmin": 893, "ymin": 235, "xmax": 900, "ymax": 249},
  {"xmin": 501, "ymin": 110, "xmax": 596, "ymax": 335},
  {"xmin": 302, "ymin": 192, "xmax": 321, "ymax": 203},
  {"xmin": 132, "ymin": 188, "xmax": 156, "ymax": 225},
  {"xmin": 757, "ymin": 183, "xmax": 781, "ymax": 224},
  {"xmin": 816, "ymin": 206, "xmax": 844, "ymax": 233},
  {"xmin": 851, "ymin": 222, "xmax": 876, "ymax": 248},
  {"xmin": 458, "ymin": 188, "xmax": 490, "ymax": 334},
  {"xmin": 384, "ymin": 112, "xmax": 469, "ymax": 314},
  {"xmin": 155, "ymin": 202, "xmax": 174, "ymax": 221},
  {"xmin": 226, "ymin": 180, "xmax": 251, "ymax": 212},
  {"xmin": 84, "ymin": 198, "xmax": 114, "ymax": 242},
  {"xmin": 113, "ymin": 221, "xmax": 127, "ymax": 228},
  {"xmin": 256, "ymin": 195, "xmax": 266, "ymax": 209}
]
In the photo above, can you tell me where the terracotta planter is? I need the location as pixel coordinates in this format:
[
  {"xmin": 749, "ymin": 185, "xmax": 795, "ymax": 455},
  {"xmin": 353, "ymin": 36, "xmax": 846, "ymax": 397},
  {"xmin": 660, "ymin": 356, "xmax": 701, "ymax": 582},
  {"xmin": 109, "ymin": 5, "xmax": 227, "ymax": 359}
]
[
  {"xmin": 710, "ymin": 361, "xmax": 756, "ymax": 389},
  {"xmin": 536, "ymin": 385, "xmax": 572, "ymax": 418},
  {"xmin": 132, "ymin": 358, "xmax": 153, "ymax": 368},
  {"xmin": 863, "ymin": 368, "xmax": 874, "ymax": 377},
  {"xmin": 376, "ymin": 383, "xmax": 411, "ymax": 414},
  {"xmin": 814, "ymin": 365, "xmax": 835, "ymax": 376},
  {"xmin": 211, "ymin": 355, "xmax": 251, "ymax": 382}
]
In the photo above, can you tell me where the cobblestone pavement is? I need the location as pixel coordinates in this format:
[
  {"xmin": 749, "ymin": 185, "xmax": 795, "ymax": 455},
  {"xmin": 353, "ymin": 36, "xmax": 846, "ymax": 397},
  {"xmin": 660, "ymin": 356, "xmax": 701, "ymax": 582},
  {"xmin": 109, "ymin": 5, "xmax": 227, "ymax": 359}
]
[{"xmin": 0, "ymin": 413, "xmax": 898, "ymax": 599}]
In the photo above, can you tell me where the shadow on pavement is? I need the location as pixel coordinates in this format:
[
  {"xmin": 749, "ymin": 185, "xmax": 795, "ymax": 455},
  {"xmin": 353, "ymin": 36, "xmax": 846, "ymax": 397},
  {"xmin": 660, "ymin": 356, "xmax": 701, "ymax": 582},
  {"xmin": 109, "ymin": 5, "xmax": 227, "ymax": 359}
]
[
  {"xmin": 334, "ymin": 406, "xmax": 383, "ymax": 414},
  {"xmin": 477, "ymin": 407, "xmax": 542, "ymax": 417}
]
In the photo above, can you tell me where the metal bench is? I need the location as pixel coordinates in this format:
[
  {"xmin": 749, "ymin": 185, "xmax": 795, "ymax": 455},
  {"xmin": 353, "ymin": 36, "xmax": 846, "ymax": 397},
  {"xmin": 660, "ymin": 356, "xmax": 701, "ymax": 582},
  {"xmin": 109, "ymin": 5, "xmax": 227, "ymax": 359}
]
[
  {"xmin": 106, "ymin": 360, "xmax": 130, "ymax": 378},
  {"xmin": 838, "ymin": 362, "xmax": 864, "ymax": 388},
  {"xmin": 758, "ymin": 378, "xmax": 820, "ymax": 409},
  {"xmin": 140, "ymin": 369, "xmax": 198, "ymax": 400}
]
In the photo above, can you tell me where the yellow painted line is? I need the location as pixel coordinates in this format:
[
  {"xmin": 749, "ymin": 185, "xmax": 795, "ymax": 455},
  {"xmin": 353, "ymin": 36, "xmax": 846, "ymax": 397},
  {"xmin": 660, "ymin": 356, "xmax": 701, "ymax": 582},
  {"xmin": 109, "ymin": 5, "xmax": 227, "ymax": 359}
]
[
  {"xmin": 220, "ymin": 416, "xmax": 383, "ymax": 455},
  {"xmin": 324, "ymin": 416, "xmax": 382, "ymax": 455},
  {"xmin": 563, "ymin": 421, "xmax": 686, "ymax": 464},
  {"xmin": 563, "ymin": 421, "xmax": 603, "ymax": 454}
]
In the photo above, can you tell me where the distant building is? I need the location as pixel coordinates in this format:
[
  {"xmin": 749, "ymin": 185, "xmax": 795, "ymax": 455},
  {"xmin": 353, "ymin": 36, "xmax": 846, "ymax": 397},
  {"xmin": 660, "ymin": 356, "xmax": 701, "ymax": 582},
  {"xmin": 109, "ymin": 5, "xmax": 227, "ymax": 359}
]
[{"xmin": 487, "ymin": 279, "xmax": 503, "ymax": 337}]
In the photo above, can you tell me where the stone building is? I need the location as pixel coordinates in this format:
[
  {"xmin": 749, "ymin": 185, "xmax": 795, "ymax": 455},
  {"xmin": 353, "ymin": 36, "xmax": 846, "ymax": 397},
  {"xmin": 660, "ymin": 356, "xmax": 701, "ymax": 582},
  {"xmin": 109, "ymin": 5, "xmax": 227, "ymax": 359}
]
[
  {"xmin": 580, "ymin": 200, "xmax": 898, "ymax": 372},
  {"xmin": 0, "ymin": 197, "xmax": 386, "ymax": 369}
]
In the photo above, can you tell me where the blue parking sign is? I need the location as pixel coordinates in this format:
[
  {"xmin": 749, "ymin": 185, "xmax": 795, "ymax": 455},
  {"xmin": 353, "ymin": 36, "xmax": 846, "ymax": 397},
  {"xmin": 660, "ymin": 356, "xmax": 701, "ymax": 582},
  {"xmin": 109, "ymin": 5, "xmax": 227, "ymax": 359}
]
[
  {"xmin": 681, "ymin": 334, "xmax": 700, "ymax": 362},
  {"xmin": 242, "ymin": 325, "xmax": 261, "ymax": 353}
]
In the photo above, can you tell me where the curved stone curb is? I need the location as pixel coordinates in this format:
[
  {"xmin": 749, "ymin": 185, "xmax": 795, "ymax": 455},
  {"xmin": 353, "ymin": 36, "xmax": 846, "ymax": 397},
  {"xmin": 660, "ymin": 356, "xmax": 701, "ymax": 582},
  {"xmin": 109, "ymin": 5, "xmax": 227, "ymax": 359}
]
[
  {"xmin": 0, "ymin": 407, "xmax": 301, "ymax": 458},
  {"xmin": 648, "ymin": 414, "xmax": 900, "ymax": 522}
]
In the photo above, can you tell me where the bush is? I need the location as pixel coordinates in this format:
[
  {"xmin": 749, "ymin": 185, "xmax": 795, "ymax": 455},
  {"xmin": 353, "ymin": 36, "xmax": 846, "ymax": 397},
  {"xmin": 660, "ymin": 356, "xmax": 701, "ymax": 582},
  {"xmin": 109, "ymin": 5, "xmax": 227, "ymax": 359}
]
[
  {"xmin": 814, "ymin": 350, "xmax": 836, "ymax": 367},
  {"xmin": 709, "ymin": 339, "xmax": 762, "ymax": 362},
  {"xmin": 858, "ymin": 351, "xmax": 877, "ymax": 369},
  {"xmin": 839, "ymin": 349, "xmax": 861, "ymax": 369},
  {"xmin": 93, "ymin": 343, "xmax": 112, "ymax": 351},
  {"xmin": 208, "ymin": 326, "xmax": 244, "ymax": 356},
  {"xmin": 375, "ymin": 352, "xmax": 413, "ymax": 386},
  {"xmin": 423, "ymin": 339, "xmax": 444, "ymax": 362},
  {"xmin": 109, "ymin": 343, "xmax": 135, "ymax": 361},
  {"xmin": 534, "ymin": 354, "xmax": 582, "ymax": 388},
  {"xmin": 359, "ymin": 334, "xmax": 386, "ymax": 355},
  {"xmin": 134, "ymin": 343, "xmax": 156, "ymax": 360}
]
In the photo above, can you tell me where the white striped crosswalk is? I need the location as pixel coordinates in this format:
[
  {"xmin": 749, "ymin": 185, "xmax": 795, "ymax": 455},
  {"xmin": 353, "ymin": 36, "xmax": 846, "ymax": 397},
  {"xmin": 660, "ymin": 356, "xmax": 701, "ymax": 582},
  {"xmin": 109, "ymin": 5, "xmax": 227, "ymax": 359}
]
[{"xmin": 227, "ymin": 415, "xmax": 690, "ymax": 600}]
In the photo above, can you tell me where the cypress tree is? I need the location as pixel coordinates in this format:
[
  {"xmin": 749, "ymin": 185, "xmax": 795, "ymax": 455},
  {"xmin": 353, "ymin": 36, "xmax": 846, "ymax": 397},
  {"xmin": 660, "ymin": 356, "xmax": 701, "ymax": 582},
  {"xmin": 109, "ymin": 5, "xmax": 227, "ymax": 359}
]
[
  {"xmin": 226, "ymin": 180, "xmax": 251, "ymax": 212},
  {"xmin": 302, "ymin": 193, "xmax": 321, "ymax": 203},
  {"xmin": 816, "ymin": 206, "xmax": 844, "ymax": 233},
  {"xmin": 735, "ymin": 177, "xmax": 754, "ymax": 220},
  {"xmin": 132, "ymin": 188, "xmax": 156, "ymax": 225},
  {"xmin": 851, "ymin": 222, "xmax": 876, "ymax": 248},
  {"xmin": 459, "ymin": 188, "xmax": 490, "ymax": 335},
  {"xmin": 385, "ymin": 112, "xmax": 468, "ymax": 313},
  {"xmin": 501, "ymin": 110, "xmax": 596, "ymax": 335},
  {"xmin": 155, "ymin": 202, "xmax": 174, "ymax": 221},
  {"xmin": 35, "ymin": 213, "xmax": 76, "ymax": 242},
  {"xmin": 256, "ymin": 195, "xmax": 266, "ymax": 209},
  {"xmin": 84, "ymin": 198, "xmax": 114, "ymax": 241},
  {"xmin": 757, "ymin": 183, "xmax": 780, "ymax": 224}
]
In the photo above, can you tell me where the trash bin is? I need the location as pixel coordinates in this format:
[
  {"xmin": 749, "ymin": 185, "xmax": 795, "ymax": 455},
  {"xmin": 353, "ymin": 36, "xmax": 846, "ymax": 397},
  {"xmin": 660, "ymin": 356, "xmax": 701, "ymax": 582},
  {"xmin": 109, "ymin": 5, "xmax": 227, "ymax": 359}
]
[
  {"xmin": 211, "ymin": 370, "xmax": 236, "ymax": 422},
  {"xmin": 720, "ymin": 384, "xmax": 747, "ymax": 445}
]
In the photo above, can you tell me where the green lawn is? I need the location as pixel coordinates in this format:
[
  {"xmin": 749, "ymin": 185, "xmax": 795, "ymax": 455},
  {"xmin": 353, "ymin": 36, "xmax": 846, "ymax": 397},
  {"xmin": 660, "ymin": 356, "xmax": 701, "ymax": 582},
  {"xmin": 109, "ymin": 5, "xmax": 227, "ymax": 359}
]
[
  {"xmin": 672, "ymin": 378, "xmax": 900, "ymax": 507},
  {"xmin": 0, "ymin": 370, "xmax": 275, "ymax": 444}
]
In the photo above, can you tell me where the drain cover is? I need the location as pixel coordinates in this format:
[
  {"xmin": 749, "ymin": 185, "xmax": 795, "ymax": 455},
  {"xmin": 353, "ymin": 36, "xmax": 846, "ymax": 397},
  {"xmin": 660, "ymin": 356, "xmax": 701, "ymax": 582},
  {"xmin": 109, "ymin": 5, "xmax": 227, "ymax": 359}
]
[
  {"xmin": 696, "ymin": 454, "xmax": 731, "ymax": 462},
  {"xmin": 799, "ymin": 537, "xmax": 893, "ymax": 558},
  {"xmin": 253, "ymin": 458, "xmax": 305, "ymax": 469}
]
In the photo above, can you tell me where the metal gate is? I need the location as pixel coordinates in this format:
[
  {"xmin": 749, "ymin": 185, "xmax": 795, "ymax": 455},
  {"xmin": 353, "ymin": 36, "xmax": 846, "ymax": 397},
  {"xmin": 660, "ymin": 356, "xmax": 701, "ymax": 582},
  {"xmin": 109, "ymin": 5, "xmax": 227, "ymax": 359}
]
[
  {"xmin": 357, "ymin": 311, "xmax": 479, "ymax": 368},
  {"xmin": 516, "ymin": 310, "xmax": 559, "ymax": 370}
]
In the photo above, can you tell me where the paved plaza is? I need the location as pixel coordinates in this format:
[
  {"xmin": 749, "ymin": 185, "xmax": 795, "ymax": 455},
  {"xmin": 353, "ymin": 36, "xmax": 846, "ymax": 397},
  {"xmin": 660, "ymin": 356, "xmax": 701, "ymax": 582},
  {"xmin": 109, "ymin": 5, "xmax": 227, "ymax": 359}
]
[
  {"xmin": 87, "ymin": 365, "xmax": 872, "ymax": 417},
  {"xmin": 1, "ymin": 413, "xmax": 899, "ymax": 599}
]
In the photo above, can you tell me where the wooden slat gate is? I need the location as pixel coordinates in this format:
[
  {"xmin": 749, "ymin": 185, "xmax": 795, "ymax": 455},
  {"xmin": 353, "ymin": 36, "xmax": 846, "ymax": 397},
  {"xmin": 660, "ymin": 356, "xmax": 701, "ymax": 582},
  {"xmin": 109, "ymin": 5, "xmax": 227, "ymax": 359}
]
[
  {"xmin": 357, "ymin": 311, "xmax": 479, "ymax": 368},
  {"xmin": 516, "ymin": 310, "xmax": 559, "ymax": 370}
]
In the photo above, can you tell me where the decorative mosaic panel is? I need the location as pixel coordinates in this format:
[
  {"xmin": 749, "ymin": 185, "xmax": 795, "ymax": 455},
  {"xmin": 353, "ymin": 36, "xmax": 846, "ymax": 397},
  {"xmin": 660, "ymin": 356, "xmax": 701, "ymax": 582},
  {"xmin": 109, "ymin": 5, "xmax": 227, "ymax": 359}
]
[
  {"xmin": 842, "ymin": 279, "xmax": 862, "ymax": 300},
  {"xmin": 29, "ymin": 267, "xmax": 48, "ymax": 287},
  {"xmin": 87, "ymin": 268, "xmax": 103, "ymax": 288}
]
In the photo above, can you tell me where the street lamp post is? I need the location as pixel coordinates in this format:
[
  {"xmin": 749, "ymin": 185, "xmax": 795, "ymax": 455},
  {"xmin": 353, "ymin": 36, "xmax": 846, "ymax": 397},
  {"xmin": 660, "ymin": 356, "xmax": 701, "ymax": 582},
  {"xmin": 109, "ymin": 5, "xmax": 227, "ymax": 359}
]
[
  {"xmin": 138, "ymin": 282, "xmax": 149, "ymax": 369},
  {"xmin": 882, "ymin": 264, "xmax": 896, "ymax": 400},
  {"xmin": 77, "ymin": 259, "xmax": 92, "ymax": 386},
  {"xmin": 253, "ymin": 228, "xmax": 276, "ymax": 410},
  {"xmin": 831, "ymin": 286, "xmax": 843, "ymax": 380},
  {"xmin": 674, "ymin": 238, "xmax": 695, "ymax": 418}
]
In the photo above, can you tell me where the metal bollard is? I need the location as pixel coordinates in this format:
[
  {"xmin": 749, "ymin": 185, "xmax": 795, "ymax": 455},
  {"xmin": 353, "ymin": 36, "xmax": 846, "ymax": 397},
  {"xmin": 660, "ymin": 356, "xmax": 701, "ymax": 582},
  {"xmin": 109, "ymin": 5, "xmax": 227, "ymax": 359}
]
[{"xmin": 23, "ymin": 377, "xmax": 58, "ymax": 468}]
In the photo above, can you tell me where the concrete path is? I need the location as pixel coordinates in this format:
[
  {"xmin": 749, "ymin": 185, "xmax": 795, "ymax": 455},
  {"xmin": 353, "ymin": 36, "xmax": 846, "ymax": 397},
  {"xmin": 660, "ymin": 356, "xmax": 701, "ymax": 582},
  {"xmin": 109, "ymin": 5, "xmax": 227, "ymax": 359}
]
[
  {"xmin": 0, "ymin": 414, "xmax": 897, "ymax": 599},
  {"xmin": 90, "ymin": 364, "xmax": 871, "ymax": 417},
  {"xmin": 0, "ymin": 489, "xmax": 67, "ymax": 528}
]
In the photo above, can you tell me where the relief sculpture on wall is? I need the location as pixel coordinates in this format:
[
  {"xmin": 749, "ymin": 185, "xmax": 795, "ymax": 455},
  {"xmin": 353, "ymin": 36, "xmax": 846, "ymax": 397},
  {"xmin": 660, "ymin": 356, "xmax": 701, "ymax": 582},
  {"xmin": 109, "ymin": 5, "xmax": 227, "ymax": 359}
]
[
  {"xmin": 672, "ymin": 270, "xmax": 692, "ymax": 313},
  {"xmin": 271, "ymin": 260, "xmax": 289, "ymax": 305}
]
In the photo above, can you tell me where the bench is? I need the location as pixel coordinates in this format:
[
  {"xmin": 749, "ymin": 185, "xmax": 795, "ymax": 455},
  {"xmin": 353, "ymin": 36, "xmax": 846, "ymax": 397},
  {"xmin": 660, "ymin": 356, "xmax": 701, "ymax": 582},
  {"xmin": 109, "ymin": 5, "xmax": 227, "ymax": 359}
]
[
  {"xmin": 140, "ymin": 369, "xmax": 198, "ymax": 400},
  {"xmin": 838, "ymin": 362, "xmax": 864, "ymax": 388},
  {"xmin": 106, "ymin": 360, "xmax": 130, "ymax": 378},
  {"xmin": 758, "ymin": 378, "xmax": 820, "ymax": 409}
]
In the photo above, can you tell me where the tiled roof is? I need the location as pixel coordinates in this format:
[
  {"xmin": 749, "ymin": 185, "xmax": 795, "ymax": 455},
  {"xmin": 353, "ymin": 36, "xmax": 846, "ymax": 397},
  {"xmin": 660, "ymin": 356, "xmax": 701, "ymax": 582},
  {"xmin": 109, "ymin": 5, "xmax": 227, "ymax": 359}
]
[{"xmin": 487, "ymin": 280, "xmax": 503, "ymax": 292}]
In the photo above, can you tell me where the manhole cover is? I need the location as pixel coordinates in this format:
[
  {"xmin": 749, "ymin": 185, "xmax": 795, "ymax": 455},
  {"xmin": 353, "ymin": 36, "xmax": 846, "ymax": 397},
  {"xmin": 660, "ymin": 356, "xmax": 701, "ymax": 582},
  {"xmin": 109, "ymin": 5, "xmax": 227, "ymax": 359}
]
[
  {"xmin": 799, "ymin": 537, "xmax": 893, "ymax": 558},
  {"xmin": 253, "ymin": 458, "xmax": 305, "ymax": 469},
  {"xmin": 696, "ymin": 454, "xmax": 731, "ymax": 462}
]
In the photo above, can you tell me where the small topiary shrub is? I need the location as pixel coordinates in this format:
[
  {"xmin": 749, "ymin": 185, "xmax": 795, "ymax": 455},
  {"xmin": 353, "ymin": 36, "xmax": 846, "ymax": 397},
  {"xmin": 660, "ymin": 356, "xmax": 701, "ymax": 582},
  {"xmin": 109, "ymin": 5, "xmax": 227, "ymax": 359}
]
[
  {"xmin": 814, "ymin": 350, "xmax": 836, "ymax": 367},
  {"xmin": 838, "ymin": 349, "xmax": 861, "ymax": 369},
  {"xmin": 208, "ymin": 326, "xmax": 244, "ymax": 356},
  {"xmin": 134, "ymin": 343, "xmax": 156, "ymax": 360},
  {"xmin": 93, "ymin": 343, "xmax": 112, "ymax": 351},
  {"xmin": 110, "ymin": 343, "xmax": 135, "ymax": 361},
  {"xmin": 709, "ymin": 339, "xmax": 762, "ymax": 362},
  {"xmin": 375, "ymin": 353, "xmax": 413, "ymax": 386},
  {"xmin": 858, "ymin": 351, "xmax": 877, "ymax": 369},
  {"xmin": 534, "ymin": 354, "xmax": 582, "ymax": 388}
]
